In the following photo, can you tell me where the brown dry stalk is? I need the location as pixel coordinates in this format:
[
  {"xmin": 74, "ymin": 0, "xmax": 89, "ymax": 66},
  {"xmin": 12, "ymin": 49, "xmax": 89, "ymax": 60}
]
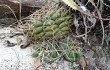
[
  {"xmin": 1, "ymin": 4, "xmax": 19, "ymax": 24},
  {"xmin": 77, "ymin": 4, "xmax": 110, "ymax": 21},
  {"xmin": 76, "ymin": 0, "xmax": 105, "ymax": 45},
  {"xmin": 88, "ymin": 0, "xmax": 104, "ymax": 46}
]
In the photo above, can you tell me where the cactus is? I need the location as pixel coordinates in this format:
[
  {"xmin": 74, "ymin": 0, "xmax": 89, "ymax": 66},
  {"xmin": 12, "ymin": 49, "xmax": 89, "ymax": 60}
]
[
  {"xmin": 32, "ymin": 38, "xmax": 81, "ymax": 63},
  {"xmin": 28, "ymin": 8, "xmax": 72, "ymax": 41},
  {"xmin": 29, "ymin": 7, "xmax": 81, "ymax": 63},
  {"xmin": 32, "ymin": 42, "xmax": 59, "ymax": 63},
  {"xmin": 32, "ymin": 47, "xmax": 42, "ymax": 57},
  {"xmin": 43, "ymin": 43, "xmax": 59, "ymax": 63},
  {"xmin": 60, "ymin": 38, "xmax": 81, "ymax": 62}
]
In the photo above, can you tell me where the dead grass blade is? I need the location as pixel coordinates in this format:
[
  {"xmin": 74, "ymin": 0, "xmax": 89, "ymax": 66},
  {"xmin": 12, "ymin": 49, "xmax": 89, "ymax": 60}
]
[
  {"xmin": 88, "ymin": 0, "xmax": 104, "ymax": 46},
  {"xmin": 2, "ymin": 4, "xmax": 19, "ymax": 23}
]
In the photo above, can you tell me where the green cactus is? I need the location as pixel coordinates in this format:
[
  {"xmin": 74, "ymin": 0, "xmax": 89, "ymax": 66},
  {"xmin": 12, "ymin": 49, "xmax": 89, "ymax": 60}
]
[
  {"xmin": 32, "ymin": 47, "xmax": 42, "ymax": 57},
  {"xmin": 28, "ymin": 8, "xmax": 72, "ymax": 41},
  {"xmin": 43, "ymin": 43, "xmax": 59, "ymax": 63},
  {"xmin": 32, "ymin": 38, "xmax": 81, "ymax": 63},
  {"xmin": 30, "ymin": 7, "xmax": 81, "ymax": 63},
  {"xmin": 60, "ymin": 38, "xmax": 81, "ymax": 62}
]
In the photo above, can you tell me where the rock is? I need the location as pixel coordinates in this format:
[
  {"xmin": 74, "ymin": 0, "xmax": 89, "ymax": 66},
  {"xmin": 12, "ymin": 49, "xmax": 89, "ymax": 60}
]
[
  {"xmin": 0, "ymin": 0, "xmax": 43, "ymax": 18},
  {"xmin": 0, "ymin": 18, "xmax": 16, "ymax": 26},
  {"xmin": 8, "ymin": 0, "xmax": 45, "ymax": 7}
]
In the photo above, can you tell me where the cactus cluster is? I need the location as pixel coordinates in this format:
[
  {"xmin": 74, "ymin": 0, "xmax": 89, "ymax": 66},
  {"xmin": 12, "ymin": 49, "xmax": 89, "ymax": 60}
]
[
  {"xmin": 32, "ymin": 42, "xmax": 59, "ymax": 63},
  {"xmin": 32, "ymin": 38, "xmax": 81, "ymax": 63},
  {"xmin": 28, "ymin": 8, "xmax": 72, "ymax": 41},
  {"xmin": 28, "ymin": 7, "xmax": 81, "ymax": 63}
]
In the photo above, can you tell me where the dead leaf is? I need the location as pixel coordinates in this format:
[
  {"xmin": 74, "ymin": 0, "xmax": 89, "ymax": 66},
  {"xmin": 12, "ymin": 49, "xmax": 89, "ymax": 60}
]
[
  {"xmin": 34, "ymin": 50, "xmax": 44, "ymax": 70},
  {"xmin": 34, "ymin": 57, "xmax": 41, "ymax": 70},
  {"xmin": 80, "ymin": 55, "xmax": 87, "ymax": 70},
  {"xmin": 95, "ymin": 66, "xmax": 99, "ymax": 70},
  {"xmin": 16, "ymin": 36, "xmax": 22, "ymax": 45},
  {"xmin": 6, "ymin": 40, "xmax": 17, "ymax": 47}
]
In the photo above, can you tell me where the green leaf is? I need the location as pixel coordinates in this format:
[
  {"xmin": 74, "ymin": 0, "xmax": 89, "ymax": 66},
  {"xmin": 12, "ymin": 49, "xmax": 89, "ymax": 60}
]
[{"xmin": 62, "ymin": 0, "xmax": 77, "ymax": 10}]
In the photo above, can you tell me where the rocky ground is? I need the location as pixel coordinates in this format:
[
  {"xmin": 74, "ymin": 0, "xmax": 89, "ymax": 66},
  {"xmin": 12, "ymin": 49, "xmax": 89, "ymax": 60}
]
[
  {"xmin": 0, "ymin": 0, "xmax": 110, "ymax": 70},
  {"xmin": 0, "ymin": 24, "xmax": 110, "ymax": 70},
  {"xmin": 0, "ymin": 27, "xmax": 34, "ymax": 70}
]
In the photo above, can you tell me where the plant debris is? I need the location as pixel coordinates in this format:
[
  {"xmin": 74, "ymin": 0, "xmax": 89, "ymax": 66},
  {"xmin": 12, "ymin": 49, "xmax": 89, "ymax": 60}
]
[{"xmin": 6, "ymin": 40, "xmax": 17, "ymax": 47}]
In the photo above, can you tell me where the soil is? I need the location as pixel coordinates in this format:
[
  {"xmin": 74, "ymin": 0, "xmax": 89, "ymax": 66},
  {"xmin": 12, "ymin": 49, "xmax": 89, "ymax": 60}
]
[{"xmin": 0, "ymin": 27, "xmax": 34, "ymax": 70}]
